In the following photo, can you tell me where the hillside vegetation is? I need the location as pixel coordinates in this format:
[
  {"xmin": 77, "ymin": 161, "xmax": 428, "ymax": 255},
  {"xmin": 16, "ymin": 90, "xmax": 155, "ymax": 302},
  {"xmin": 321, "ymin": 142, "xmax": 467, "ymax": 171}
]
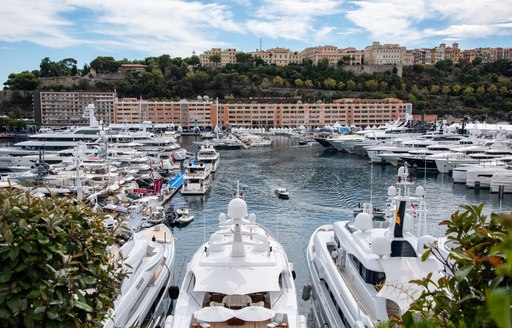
[{"xmin": 2, "ymin": 55, "xmax": 512, "ymax": 122}]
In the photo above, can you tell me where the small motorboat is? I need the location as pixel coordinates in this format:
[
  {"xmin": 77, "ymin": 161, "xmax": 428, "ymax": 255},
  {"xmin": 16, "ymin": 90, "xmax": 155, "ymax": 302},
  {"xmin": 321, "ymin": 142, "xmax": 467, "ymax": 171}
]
[
  {"xmin": 176, "ymin": 207, "xmax": 190, "ymax": 216},
  {"xmin": 352, "ymin": 202, "xmax": 386, "ymax": 219},
  {"xmin": 176, "ymin": 214, "xmax": 195, "ymax": 225},
  {"xmin": 168, "ymin": 206, "xmax": 194, "ymax": 226},
  {"xmin": 275, "ymin": 187, "xmax": 290, "ymax": 199}
]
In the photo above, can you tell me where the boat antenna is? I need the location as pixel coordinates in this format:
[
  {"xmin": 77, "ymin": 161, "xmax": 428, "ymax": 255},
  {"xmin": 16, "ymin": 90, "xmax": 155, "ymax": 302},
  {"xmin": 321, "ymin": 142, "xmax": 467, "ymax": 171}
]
[{"xmin": 370, "ymin": 162, "xmax": 373, "ymax": 205}]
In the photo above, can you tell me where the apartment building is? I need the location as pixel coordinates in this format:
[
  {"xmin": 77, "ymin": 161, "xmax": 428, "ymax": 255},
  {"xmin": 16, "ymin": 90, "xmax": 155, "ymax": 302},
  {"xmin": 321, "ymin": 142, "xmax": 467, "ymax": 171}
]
[
  {"xmin": 34, "ymin": 92, "xmax": 408, "ymax": 128},
  {"xmin": 199, "ymin": 48, "xmax": 238, "ymax": 67},
  {"xmin": 115, "ymin": 98, "xmax": 214, "ymax": 128},
  {"xmin": 445, "ymin": 43, "xmax": 461, "ymax": 62},
  {"xmin": 300, "ymin": 46, "xmax": 363, "ymax": 66},
  {"xmin": 363, "ymin": 42, "xmax": 407, "ymax": 65},
  {"xmin": 219, "ymin": 98, "xmax": 408, "ymax": 127},
  {"xmin": 250, "ymin": 47, "xmax": 302, "ymax": 66},
  {"xmin": 33, "ymin": 91, "xmax": 116, "ymax": 126}
]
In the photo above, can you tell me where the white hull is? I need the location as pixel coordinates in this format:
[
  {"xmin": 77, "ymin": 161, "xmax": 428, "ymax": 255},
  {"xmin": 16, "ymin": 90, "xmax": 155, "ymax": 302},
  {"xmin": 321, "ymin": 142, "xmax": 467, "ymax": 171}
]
[
  {"xmin": 104, "ymin": 224, "xmax": 176, "ymax": 328},
  {"xmin": 304, "ymin": 166, "xmax": 444, "ymax": 328},
  {"xmin": 167, "ymin": 196, "xmax": 305, "ymax": 328}
]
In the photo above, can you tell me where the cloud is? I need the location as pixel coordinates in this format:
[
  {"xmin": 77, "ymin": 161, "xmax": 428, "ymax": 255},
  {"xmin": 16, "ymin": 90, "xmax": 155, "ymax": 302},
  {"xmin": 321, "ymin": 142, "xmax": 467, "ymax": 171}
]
[
  {"xmin": 0, "ymin": 0, "xmax": 82, "ymax": 47},
  {"xmin": 245, "ymin": 18, "xmax": 311, "ymax": 40},
  {"xmin": 245, "ymin": 0, "xmax": 345, "ymax": 43},
  {"xmin": 346, "ymin": 0, "xmax": 512, "ymax": 46},
  {"xmin": 254, "ymin": 0, "xmax": 344, "ymax": 19},
  {"xmin": 0, "ymin": 0, "xmax": 244, "ymax": 56}
]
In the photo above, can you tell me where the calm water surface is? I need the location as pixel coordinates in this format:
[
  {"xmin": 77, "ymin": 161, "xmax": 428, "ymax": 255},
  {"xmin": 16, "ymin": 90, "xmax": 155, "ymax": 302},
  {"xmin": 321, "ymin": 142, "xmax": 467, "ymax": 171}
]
[{"xmin": 169, "ymin": 135, "xmax": 511, "ymax": 319}]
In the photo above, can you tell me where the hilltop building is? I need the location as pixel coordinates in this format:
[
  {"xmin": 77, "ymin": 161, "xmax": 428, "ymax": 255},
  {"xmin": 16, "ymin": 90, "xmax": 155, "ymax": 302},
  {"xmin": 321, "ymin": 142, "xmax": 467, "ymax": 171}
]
[{"xmin": 199, "ymin": 48, "xmax": 238, "ymax": 67}]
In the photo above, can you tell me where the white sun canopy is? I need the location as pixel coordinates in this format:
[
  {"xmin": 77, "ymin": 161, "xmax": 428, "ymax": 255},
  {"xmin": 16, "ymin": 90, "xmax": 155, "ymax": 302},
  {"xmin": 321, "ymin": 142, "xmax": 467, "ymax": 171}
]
[
  {"xmin": 193, "ymin": 266, "xmax": 282, "ymax": 295},
  {"xmin": 376, "ymin": 258, "xmax": 442, "ymax": 313}
]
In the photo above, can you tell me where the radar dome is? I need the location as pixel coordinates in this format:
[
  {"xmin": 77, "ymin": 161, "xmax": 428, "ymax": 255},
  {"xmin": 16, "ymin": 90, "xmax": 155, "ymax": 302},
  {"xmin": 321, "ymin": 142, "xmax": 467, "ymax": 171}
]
[
  {"xmin": 218, "ymin": 213, "xmax": 226, "ymax": 223},
  {"xmin": 371, "ymin": 236, "xmax": 391, "ymax": 257},
  {"xmin": 417, "ymin": 235, "xmax": 437, "ymax": 255},
  {"xmin": 354, "ymin": 213, "xmax": 372, "ymax": 232},
  {"xmin": 227, "ymin": 198, "xmax": 248, "ymax": 219},
  {"xmin": 248, "ymin": 213, "xmax": 256, "ymax": 223},
  {"xmin": 388, "ymin": 186, "xmax": 397, "ymax": 197},
  {"xmin": 415, "ymin": 186, "xmax": 425, "ymax": 197}
]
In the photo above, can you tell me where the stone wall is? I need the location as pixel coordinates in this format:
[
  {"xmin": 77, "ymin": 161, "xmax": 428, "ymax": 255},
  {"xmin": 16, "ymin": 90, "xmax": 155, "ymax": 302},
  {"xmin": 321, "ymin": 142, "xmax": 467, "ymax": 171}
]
[{"xmin": 342, "ymin": 64, "xmax": 403, "ymax": 77}]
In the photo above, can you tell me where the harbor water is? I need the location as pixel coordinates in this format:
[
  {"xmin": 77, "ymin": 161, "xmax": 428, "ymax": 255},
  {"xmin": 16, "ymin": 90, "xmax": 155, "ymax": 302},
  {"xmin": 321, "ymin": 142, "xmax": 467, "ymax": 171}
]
[{"xmin": 169, "ymin": 135, "xmax": 512, "ymax": 320}]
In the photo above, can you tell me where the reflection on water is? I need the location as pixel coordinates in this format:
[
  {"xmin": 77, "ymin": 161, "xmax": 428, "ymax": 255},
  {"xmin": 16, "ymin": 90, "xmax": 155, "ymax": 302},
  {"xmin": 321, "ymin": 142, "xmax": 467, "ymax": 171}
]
[{"xmin": 168, "ymin": 135, "xmax": 511, "ymax": 319}]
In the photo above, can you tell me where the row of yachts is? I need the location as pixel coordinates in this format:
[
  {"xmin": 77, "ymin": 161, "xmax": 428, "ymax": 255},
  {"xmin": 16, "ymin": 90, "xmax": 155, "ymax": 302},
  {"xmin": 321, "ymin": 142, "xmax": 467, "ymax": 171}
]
[
  {"xmin": 315, "ymin": 126, "xmax": 512, "ymax": 193},
  {"xmin": 95, "ymin": 164, "xmax": 449, "ymax": 328},
  {"xmin": 0, "ymin": 106, "xmax": 472, "ymax": 327},
  {"xmin": 1, "ymin": 129, "xmax": 454, "ymax": 326}
]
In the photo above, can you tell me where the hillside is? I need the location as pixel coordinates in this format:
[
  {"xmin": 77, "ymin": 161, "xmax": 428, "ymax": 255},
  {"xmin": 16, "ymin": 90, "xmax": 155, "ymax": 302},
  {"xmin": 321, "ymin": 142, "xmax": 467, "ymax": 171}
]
[{"xmin": 2, "ymin": 55, "xmax": 512, "ymax": 122}]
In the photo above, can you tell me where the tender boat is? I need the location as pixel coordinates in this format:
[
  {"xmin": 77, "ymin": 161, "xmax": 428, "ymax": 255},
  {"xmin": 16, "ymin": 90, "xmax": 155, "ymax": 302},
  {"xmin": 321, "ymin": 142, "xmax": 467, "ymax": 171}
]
[
  {"xmin": 176, "ymin": 213, "xmax": 195, "ymax": 225},
  {"xmin": 352, "ymin": 203, "xmax": 386, "ymax": 219},
  {"xmin": 165, "ymin": 192, "xmax": 307, "ymax": 327},
  {"xmin": 304, "ymin": 166, "xmax": 443, "ymax": 328},
  {"xmin": 104, "ymin": 224, "xmax": 177, "ymax": 328},
  {"xmin": 274, "ymin": 187, "xmax": 289, "ymax": 199}
]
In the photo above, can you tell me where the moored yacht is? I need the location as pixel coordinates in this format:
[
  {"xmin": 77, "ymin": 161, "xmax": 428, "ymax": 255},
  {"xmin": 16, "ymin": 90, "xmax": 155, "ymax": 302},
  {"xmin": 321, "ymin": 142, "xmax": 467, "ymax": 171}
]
[
  {"xmin": 181, "ymin": 161, "xmax": 211, "ymax": 195},
  {"xmin": 166, "ymin": 193, "xmax": 306, "ymax": 327},
  {"xmin": 304, "ymin": 166, "xmax": 443, "ymax": 328},
  {"xmin": 197, "ymin": 144, "xmax": 220, "ymax": 173},
  {"xmin": 104, "ymin": 223, "xmax": 177, "ymax": 328}
]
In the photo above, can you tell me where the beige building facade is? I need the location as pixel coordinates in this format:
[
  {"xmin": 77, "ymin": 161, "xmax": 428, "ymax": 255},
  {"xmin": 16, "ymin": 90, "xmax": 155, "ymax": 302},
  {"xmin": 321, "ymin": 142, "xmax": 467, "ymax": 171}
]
[
  {"xmin": 363, "ymin": 42, "xmax": 407, "ymax": 65},
  {"xmin": 300, "ymin": 46, "xmax": 363, "ymax": 66},
  {"xmin": 199, "ymin": 48, "xmax": 238, "ymax": 67}
]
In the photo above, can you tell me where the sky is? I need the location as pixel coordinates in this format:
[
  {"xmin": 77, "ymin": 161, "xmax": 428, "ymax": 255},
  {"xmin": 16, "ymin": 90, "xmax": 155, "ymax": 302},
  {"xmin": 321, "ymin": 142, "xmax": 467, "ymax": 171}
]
[{"xmin": 1, "ymin": 0, "xmax": 511, "ymax": 86}]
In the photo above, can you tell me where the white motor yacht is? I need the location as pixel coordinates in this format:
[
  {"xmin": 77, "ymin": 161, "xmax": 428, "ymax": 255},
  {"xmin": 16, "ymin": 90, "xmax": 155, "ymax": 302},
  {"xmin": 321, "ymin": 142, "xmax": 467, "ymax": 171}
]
[
  {"xmin": 181, "ymin": 161, "xmax": 211, "ymax": 195},
  {"xmin": 490, "ymin": 170, "xmax": 512, "ymax": 193},
  {"xmin": 166, "ymin": 194, "xmax": 307, "ymax": 328},
  {"xmin": 304, "ymin": 166, "xmax": 443, "ymax": 328},
  {"xmin": 197, "ymin": 144, "xmax": 220, "ymax": 173},
  {"xmin": 104, "ymin": 224, "xmax": 177, "ymax": 328}
]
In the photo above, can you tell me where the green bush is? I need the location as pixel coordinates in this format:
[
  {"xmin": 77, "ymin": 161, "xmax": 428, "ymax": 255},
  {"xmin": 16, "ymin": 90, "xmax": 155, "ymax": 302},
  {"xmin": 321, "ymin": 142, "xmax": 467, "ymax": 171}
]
[{"xmin": 0, "ymin": 188, "xmax": 124, "ymax": 327}]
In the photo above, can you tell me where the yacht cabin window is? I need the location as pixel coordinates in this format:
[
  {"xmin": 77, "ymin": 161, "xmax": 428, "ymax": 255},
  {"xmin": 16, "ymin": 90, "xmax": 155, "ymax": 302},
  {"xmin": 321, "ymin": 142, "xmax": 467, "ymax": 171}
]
[{"xmin": 349, "ymin": 254, "xmax": 386, "ymax": 285}]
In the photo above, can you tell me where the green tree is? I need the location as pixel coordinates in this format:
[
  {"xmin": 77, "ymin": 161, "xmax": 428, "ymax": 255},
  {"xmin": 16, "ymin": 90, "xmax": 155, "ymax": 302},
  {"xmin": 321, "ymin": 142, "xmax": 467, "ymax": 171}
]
[
  {"xmin": 4, "ymin": 71, "xmax": 40, "ymax": 90},
  {"xmin": 304, "ymin": 79, "xmax": 314, "ymax": 88},
  {"xmin": 476, "ymin": 86, "xmax": 486, "ymax": 98},
  {"xmin": 272, "ymin": 75, "xmax": 285, "ymax": 87},
  {"xmin": 209, "ymin": 54, "xmax": 221, "ymax": 66},
  {"xmin": 380, "ymin": 81, "xmax": 389, "ymax": 92},
  {"xmin": 365, "ymin": 79, "xmax": 379, "ymax": 92},
  {"xmin": 405, "ymin": 205, "xmax": 511, "ymax": 328},
  {"xmin": 337, "ymin": 81, "xmax": 346, "ymax": 90},
  {"xmin": 235, "ymin": 53, "xmax": 254, "ymax": 64},
  {"xmin": 499, "ymin": 86, "xmax": 509, "ymax": 97},
  {"xmin": 463, "ymin": 86, "xmax": 475, "ymax": 96},
  {"xmin": 430, "ymin": 85, "xmax": 440, "ymax": 94},
  {"xmin": 488, "ymin": 84, "xmax": 498, "ymax": 97},
  {"xmin": 90, "ymin": 56, "xmax": 120, "ymax": 73},
  {"xmin": 186, "ymin": 55, "xmax": 200, "ymax": 67},
  {"xmin": 39, "ymin": 57, "xmax": 60, "ymax": 77},
  {"xmin": 442, "ymin": 85, "xmax": 451, "ymax": 95},
  {"xmin": 59, "ymin": 58, "xmax": 78, "ymax": 76},
  {"xmin": 347, "ymin": 80, "xmax": 356, "ymax": 91},
  {"xmin": 0, "ymin": 188, "xmax": 124, "ymax": 327},
  {"xmin": 453, "ymin": 84, "xmax": 462, "ymax": 94},
  {"xmin": 294, "ymin": 79, "xmax": 304, "ymax": 88},
  {"xmin": 324, "ymin": 78, "xmax": 337, "ymax": 89}
]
